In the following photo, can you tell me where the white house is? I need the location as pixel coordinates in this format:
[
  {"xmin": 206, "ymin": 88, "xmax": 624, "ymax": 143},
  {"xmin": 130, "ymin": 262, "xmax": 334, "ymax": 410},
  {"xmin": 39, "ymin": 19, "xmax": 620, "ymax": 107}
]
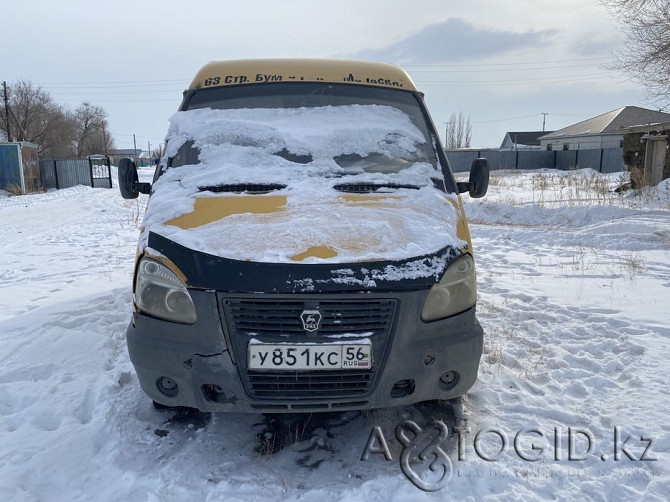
[
  {"xmin": 500, "ymin": 131, "xmax": 554, "ymax": 150},
  {"xmin": 539, "ymin": 106, "xmax": 670, "ymax": 151}
]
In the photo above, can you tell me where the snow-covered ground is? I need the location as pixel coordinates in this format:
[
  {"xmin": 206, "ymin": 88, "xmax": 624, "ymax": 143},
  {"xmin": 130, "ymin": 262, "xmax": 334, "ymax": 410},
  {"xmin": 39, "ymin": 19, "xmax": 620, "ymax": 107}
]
[{"xmin": 0, "ymin": 168, "xmax": 668, "ymax": 501}]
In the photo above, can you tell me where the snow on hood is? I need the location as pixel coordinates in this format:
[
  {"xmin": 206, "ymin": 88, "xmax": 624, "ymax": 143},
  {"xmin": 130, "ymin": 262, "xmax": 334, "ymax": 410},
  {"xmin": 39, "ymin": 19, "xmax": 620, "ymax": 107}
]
[{"xmin": 141, "ymin": 105, "xmax": 464, "ymax": 264}]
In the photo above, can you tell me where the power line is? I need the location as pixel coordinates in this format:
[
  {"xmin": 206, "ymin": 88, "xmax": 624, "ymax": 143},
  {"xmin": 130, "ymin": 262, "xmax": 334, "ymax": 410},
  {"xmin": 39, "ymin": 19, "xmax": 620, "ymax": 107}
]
[
  {"xmin": 471, "ymin": 114, "xmax": 541, "ymax": 124},
  {"xmin": 471, "ymin": 111, "xmax": 595, "ymax": 125},
  {"xmin": 418, "ymin": 74, "xmax": 625, "ymax": 87},
  {"xmin": 112, "ymin": 132, "xmax": 165, "ymax": 141},
  {"xmin": 408, "ymin": 63, "xmax": 610, "ymax": 74},
  {"xmin": 417, "ymin": 71, "xmax": 611, "ymax": 83},
  {"xmin": 35, "ymin": 78, "xmax": 188, "ymax": 85},
  {"xmin": 54, "ymin": 98, "xmax": 180, "ymax": 103},
  {"xmin": 48, "ymin": 89, "xmax": 184, "ymax": 95},
  {"xmin": 403, "ymin": 56, "xmax": 611, "ymax": 68},
  {"xmin": 32, "ymin": 57, "xmax": 610, "ymax": 87},
  {"xmin": 40, "ymin": 82, "xmax": 188, "ymax": 90}
]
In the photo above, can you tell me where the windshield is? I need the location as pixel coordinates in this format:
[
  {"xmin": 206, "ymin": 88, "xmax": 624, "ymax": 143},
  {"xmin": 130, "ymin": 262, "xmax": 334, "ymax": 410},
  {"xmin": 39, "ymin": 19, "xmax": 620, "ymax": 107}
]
[
  {"xmin": 164, "ymin": 83, "xmax": 446, "ymax": 191},
  {"xmin": 186, "ymin": 83, "xmax": 436, "ymax": 163}
]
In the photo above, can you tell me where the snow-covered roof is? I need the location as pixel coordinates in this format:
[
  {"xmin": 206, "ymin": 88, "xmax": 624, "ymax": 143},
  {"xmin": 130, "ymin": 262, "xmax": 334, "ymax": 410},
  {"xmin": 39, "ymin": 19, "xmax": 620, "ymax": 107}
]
[
  {"xmin": 623, "ymin": 121, "xmax": 670, "ymax": 134},
  {"xmin": 540, "ymin": 106, "xmax": 670, "ymax": 140},
  {"xmin": 502, "ymin": 131, "xmax": 554, "ymax": 147},
  {"xmin": 109, "ymin": 148, "xmax": 139, "ymax": 156}
]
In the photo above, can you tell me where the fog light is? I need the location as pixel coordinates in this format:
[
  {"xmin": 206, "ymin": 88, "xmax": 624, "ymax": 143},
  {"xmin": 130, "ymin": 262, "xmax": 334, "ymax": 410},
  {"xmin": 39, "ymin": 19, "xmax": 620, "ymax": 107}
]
[
  {"xmin": 202, "ymin": 384, "xmax": 228, "ymax": 403},
  {"xmin": 391, "ymin": 379, "xmax": 415, "ymax": 398},
  {"xmin": 157, "ymin": 376, "xmax": 179, "ymax": 397}
]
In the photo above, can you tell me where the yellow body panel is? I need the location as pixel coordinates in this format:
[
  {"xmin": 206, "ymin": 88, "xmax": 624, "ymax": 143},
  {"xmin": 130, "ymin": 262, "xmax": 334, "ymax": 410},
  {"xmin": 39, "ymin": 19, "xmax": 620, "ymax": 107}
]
[
  {"xmin": 189, "ymin": 59, "xmax": 417, "ymax": 92},
  {"xmin": 157, "ymin": 192, "xmax": 459, "ymax": 264},
  {"xmin": 339, "ymin": 194, "xmax": 402, "ymax": 204},
  {"xmin": 165, "ymin": 193, "xmax": 407, "ymax": 230},
  {"xmin": 445, "ymin": 197, "xmax": 473, "ymax": 253},
  {"xmin": 165, "ymin": 195, "xmax": 287, "ymax": 229},
  {"xmin": 290, "ymin": 246, "xmax": 339, "ymax": 262}
]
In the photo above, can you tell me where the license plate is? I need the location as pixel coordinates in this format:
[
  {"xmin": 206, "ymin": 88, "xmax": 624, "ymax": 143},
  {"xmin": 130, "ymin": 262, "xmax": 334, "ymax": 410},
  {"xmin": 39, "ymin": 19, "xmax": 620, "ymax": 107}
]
[{"xmin": 248, "ymin": 343, "xmax": 372, "ymax": 371}]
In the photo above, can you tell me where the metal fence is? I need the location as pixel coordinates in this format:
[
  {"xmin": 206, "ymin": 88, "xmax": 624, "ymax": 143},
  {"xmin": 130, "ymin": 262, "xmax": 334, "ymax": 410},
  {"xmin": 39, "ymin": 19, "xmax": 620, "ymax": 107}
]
[
  {"xmin": 446, "ymin": 148, "xmax": 625, "ymax": 174},
  {"xmin": 39, "ymin": 157, "xmax": 112, "ymax": 189},
  {"xmin": 0, "ymin": 142, "xmax": 40, "ymax": 193}
]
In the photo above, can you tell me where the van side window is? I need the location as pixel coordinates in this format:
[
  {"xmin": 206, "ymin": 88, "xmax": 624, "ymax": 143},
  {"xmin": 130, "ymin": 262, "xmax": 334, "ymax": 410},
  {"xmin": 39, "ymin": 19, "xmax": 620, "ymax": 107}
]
[{"xmin": 168, "ymin": 140, "xmax": 200, "ymax": 168}]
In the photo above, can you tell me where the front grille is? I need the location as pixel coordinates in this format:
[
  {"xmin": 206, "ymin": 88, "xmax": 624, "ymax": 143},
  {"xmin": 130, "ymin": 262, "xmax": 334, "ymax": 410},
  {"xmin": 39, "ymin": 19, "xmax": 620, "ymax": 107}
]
[
  {"xmin": 225, "ymin": 298, "xmax": 397, "ymax": 336},
  {"xmin": 221, "ymin": 297, "xmax": 398, "ymax": 400},
  {"xmin": 247, "ymin": 369, "xmax": 373, "ymax": 398}
]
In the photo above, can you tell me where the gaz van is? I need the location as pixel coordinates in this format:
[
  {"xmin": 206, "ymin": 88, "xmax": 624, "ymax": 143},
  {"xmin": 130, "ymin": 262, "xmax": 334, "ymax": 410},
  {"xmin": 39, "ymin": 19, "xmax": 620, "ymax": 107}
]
[{"xmin": 118, "ymin": 59, "xmax": 489, "ymax": 413}]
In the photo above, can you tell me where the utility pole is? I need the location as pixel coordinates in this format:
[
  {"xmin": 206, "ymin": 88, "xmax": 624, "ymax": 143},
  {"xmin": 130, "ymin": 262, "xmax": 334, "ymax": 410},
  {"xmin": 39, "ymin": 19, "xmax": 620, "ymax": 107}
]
[
  {"xmin": 101, "ymin": 121, "xmax": 109, "ymax": 156},
  {"xmin": 541, "ymin": 112, "xmax": 549, "ymax": 132},
  {"xmin": 148, "ymin": 140, "xmax": 151, "ymax": 163},
  {"xmin": 133, "ymin": 133, "xmax": 138, "ymax": 162},
  {"xmin": 3, "ymin": 81, "xmax": 12, "ymax": 142}
]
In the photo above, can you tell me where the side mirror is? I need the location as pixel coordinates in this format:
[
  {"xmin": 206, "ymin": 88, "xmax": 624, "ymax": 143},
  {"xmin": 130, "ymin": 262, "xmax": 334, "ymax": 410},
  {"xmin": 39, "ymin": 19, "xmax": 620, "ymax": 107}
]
[
  {"xmin": 457, "ymin": 157, "xmax": 489, "ymax": 198},
  {"xmin": 118, "ymin": 158, "xmax": 151, "ymax": 199}
]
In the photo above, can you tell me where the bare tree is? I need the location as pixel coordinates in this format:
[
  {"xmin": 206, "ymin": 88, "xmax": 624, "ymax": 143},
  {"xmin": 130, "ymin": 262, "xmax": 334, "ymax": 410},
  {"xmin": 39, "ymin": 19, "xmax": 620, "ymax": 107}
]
[
  {"xmin": 0, "ymin": 80, "xmax": 70, "ymax": 156},
  {"xmin": 0, "ymin": 80, "xmax": 115, "ymax": 158},
  {"xmin": 152, "ymin": 142, "xmax": 166, "ymax": 160},
  {"xmin": 73, "ymin": 102, "xmax": 108, "ymax": 157},
  {"xmin": 41, "ymin": 109, "xmax": 77, "ymax": 158},
  {"xmin": 83, "ymin": 122, "xmax": 115, "ymax": 156},
  {"xmin": 445, "ymin": 112, "xmax": 472, "ymax": 149},
  {"xmin": 600, "ymin": 0, "xmax": 670, "ymax": 107}
]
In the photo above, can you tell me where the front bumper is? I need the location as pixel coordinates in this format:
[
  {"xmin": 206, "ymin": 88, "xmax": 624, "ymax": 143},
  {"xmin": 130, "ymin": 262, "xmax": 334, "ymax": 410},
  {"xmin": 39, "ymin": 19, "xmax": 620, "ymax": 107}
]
[{"xmin": 126, "ymin": 289, "xmax": 483, "ymax": 413}]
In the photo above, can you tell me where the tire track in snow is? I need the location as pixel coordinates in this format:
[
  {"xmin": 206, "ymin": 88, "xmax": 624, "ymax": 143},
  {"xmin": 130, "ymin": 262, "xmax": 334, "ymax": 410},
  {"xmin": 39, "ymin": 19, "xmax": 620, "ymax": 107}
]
[
  {"xmin": 462, "ymin": 219, "xmax": 670, "ymax": 500},
  {"xmin": 0, "ymin": 186, "xmax": 142, "ymax": 321}
]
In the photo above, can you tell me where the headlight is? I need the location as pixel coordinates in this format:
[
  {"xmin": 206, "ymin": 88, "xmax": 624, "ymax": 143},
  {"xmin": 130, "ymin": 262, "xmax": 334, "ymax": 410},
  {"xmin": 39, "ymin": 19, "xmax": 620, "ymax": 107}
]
[
  {"xmin": 421, "ymin": 254, "xmax": 476, "ymax": 322},
  {"xmin": 134, "ymin": 258, "xmax": 197, "ymax": 324}
]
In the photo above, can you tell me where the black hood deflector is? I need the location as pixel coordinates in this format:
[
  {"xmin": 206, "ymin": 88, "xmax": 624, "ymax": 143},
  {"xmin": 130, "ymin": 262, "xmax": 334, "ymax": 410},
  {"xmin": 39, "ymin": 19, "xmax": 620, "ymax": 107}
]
[{"xmin": 147, "ymin": 231, "xmax": 460, "ymax": 293}]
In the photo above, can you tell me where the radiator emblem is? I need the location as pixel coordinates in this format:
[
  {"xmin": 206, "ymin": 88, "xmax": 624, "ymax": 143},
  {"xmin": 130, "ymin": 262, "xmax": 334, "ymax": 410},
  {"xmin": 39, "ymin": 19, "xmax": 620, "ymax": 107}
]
[{"xmin": 300, "ymin": 310, "xmax": 322, "ymax": 332}]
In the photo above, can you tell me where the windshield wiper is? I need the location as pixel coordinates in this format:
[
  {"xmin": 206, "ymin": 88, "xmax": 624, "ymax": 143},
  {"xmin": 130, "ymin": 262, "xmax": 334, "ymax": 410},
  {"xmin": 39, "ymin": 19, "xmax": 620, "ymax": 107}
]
[
  {"xmin": 199, "ymin": 183, "xmax": 287, "ymax": 194},
  {"xmin": 333, "ymin": 183, "xmax": 420, "ymax": 193},
  {"xmin": 274, "ymin": 148, "xmax": 312, "ymax": 164}
]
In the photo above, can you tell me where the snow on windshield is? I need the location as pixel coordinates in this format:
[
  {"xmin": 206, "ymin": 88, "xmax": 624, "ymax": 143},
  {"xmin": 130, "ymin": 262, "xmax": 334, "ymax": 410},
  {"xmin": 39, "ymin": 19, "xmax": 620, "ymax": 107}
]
[
  {"xmin": 140, "ymin": 105, "xmax": 461, "ymax": 267},
  {"xmin": 162, "ymin": 105, "xmax": 440, "ymax": 187}
]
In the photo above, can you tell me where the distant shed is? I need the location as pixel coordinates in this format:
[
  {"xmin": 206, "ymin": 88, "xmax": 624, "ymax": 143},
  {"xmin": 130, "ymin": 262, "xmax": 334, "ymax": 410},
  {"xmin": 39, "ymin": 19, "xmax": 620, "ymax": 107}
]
[
  {"xmin": 0, "ymin": 142, "xmax": 40, "ymax": 194},
  {"xmin": 622, "ymin": 122, "xmax": 670, "ymax": 187}
]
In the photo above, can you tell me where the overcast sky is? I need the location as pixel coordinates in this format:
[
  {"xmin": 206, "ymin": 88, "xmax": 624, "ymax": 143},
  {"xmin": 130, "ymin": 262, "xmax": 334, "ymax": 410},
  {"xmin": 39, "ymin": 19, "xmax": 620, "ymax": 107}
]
[{"xmin": 2, "ymin": 0, "xmax": 647, "ymax": 150}]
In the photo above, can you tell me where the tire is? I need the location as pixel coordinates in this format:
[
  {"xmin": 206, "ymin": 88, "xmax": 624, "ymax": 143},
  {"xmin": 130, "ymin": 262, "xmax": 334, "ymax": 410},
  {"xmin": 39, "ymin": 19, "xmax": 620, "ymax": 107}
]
[{"xmin": 153, "ymin": 400, "xmax": 177, "ymax": 410}]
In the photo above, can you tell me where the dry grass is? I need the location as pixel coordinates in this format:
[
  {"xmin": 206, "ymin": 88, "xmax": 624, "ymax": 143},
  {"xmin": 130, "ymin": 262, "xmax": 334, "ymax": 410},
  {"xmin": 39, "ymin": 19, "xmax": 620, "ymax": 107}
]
[
  {"xmin": 124, "ymin": 197, "xmax": 149, "ymax": 228},
  {"xmin": 518, "ymin": 348, "xmax": 545, "ymax": 380},
  {"xmin": 462, "ymin": 168, "xmax": 669, "ymax": 212},
  {"xmin": 498, "ymin": 194, "xmax": 521, "ymax": 206},
  {"xmin": 483, "ymin": 337, "xmax": 504, "ymax": 366},
  {"xmin": 5, "ymin": 183, "xmax": 23, "ymax": 196},
  {"xmin": 620, "ymin": 252, "xmax": 648, "ymax": 280},
  {"xmin": 255, "ymin": 414, "xmax": 314, "ymax": 458}
]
